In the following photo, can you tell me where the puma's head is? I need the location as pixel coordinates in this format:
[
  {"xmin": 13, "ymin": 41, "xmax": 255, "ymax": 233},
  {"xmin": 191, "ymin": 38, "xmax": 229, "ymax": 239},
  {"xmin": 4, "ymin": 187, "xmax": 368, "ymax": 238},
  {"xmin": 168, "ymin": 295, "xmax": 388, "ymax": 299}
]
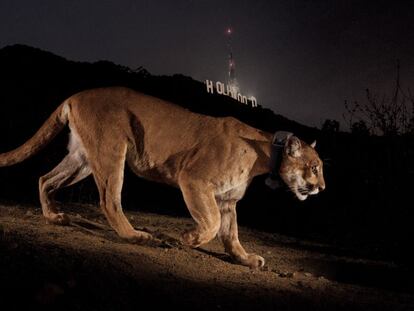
[{"xmin": 279, "ymin": 136, "xmax": 325, "ymax": 201}]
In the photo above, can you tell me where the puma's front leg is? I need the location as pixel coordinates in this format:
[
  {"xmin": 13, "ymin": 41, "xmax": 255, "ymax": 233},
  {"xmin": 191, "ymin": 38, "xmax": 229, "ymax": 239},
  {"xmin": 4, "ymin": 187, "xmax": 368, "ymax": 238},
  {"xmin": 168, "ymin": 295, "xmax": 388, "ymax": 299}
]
[
  {"xmin": 218, "ymin": 200, "xmax": 265, "ymax": 269},
  {"xmin": 179, "ymin": 175, "xmax": 221, "ymax": 248}
]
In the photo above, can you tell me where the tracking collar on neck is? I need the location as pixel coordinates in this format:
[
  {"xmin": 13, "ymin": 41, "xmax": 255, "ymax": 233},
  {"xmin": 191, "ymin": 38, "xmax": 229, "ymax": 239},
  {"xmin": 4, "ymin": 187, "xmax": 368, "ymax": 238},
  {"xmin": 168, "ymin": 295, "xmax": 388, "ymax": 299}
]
[{"xmin": 265, "ymin": 131, "xmax": 293, "ymax": 190}]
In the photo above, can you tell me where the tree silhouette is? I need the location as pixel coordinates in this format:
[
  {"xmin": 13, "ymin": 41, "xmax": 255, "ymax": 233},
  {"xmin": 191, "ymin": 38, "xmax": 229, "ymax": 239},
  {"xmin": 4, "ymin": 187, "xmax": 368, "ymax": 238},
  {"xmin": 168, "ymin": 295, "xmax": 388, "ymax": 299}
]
[
  {"xmin": 351, "ymin": 120, "xmax": 370, "ymax": 136},
  {"xmin": 321, "ymin": 119, "xmax": 340, "ymax": 133},
  {"xmin": 344, "ymin": 61, "xmax": 414, "ymax": 136}
]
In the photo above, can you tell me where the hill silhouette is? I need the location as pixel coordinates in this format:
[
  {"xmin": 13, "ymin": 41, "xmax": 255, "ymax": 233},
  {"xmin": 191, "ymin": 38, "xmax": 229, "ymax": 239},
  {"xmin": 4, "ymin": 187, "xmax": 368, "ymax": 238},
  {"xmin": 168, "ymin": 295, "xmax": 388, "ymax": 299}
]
[
  {"xmin": 0, "ymin": 44, "xmax": 413, "ymax": 268},
  {"xmin": 0, "ymin": 44, "xmax": 318, "ymax": 136},
  {"xmin": 0, "ymin": 43, "xmax": 323, "ymax": 231}
]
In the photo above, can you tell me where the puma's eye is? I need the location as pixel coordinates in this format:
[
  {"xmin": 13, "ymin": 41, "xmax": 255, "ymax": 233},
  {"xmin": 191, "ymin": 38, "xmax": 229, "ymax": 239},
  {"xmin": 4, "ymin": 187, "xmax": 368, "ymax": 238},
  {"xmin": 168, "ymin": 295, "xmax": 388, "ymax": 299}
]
[{"xmin": 311, "ymin": 166, "xmax": 318, "ymax": 175}]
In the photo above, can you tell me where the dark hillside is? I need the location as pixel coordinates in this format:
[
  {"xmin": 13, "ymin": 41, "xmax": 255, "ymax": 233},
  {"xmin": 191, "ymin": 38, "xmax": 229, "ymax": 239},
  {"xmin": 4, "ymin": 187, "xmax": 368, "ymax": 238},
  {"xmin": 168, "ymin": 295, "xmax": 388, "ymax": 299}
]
[{"xmin": 0, "ymin": 44, "xmax": 413, "ymax": 267}]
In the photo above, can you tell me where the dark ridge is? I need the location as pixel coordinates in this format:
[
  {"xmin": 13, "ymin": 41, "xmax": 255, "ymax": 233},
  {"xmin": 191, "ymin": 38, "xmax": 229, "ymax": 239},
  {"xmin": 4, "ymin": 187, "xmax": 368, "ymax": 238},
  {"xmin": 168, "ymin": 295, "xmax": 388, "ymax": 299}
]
[{"xmin": 0, "ymin": 44, "xmax": 413, "ymax": 267}]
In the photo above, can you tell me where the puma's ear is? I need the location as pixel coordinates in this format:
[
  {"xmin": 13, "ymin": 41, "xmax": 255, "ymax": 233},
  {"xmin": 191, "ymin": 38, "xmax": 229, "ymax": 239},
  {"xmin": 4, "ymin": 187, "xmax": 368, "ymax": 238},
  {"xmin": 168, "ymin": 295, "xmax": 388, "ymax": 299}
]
[
  {"xmin": 285, "ymin": 136, "xmax": 302, "ymax": 157},
  {"xmin": 310, "ymin": 140, "xmax": 316, "ymax": 148}
]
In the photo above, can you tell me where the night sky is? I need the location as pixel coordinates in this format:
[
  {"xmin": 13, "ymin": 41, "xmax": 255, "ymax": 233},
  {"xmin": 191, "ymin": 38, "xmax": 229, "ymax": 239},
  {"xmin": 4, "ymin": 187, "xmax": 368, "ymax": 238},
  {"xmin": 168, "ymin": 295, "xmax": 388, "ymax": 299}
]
[{"xmin": 1, "ymin": 0, "xmax": 414, "ymax": 127}]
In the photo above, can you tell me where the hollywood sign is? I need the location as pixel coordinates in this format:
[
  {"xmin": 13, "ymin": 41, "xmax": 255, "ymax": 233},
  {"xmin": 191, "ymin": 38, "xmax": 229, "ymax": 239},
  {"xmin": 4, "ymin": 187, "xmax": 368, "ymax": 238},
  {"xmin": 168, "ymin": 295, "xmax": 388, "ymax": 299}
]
[{"xmin": 205, "ymin": 80, "xmax": 258, "ymax": 107}]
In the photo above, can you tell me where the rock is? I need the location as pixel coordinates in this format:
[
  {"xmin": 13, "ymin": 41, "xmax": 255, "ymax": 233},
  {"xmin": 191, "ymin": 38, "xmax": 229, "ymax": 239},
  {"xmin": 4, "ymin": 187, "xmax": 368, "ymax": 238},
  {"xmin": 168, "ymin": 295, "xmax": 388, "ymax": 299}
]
[
  {"xmin": 35, "ymin": 282, "xmax": 64, "ymax": 305},
  {"xmin": 279, "ymin": 272, "xmax": 294, "ymax": 278},
  {"xmin": 67, "ymin": 278, "xmax": 76, "ymax": 288}
]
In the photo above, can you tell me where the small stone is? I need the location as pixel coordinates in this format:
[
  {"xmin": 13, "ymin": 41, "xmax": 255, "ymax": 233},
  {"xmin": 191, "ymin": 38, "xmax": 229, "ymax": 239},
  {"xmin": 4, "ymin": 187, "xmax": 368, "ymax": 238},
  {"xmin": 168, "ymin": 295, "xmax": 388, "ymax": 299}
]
[
  {"xmin": 279, "ymin": 272, "xmax": 294, "ymax": 278},
  {"xmin": 67, "ymin": 278, "xmax": 76, "ymax": 288},
  {"xmin": 25, "ymin": 210, "xmax": 34, "ymax": 216},
  {"xmin": 304, "ymin": 272, "xmax": 313, "ymax": 277},
  {"xmin": 35, "ymin": 282, "xmax": 64, "ymax": 305}
]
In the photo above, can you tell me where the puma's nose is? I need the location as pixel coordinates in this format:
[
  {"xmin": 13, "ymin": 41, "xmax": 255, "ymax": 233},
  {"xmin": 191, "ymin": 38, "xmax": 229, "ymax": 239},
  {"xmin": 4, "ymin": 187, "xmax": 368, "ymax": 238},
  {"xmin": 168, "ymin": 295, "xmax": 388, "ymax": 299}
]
[
  {"xmin": 306, "ymin": 183, "xmax": 317, "ymax": 191},
  {"xmin": 319, "ymin": 184, "xmax": 326, "ymax": 191}
]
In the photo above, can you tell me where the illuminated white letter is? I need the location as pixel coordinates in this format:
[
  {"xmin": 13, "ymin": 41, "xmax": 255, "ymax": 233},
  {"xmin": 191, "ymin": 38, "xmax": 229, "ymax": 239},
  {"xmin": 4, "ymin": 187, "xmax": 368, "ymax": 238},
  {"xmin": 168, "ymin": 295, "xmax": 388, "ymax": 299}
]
[
  {"xmin": 216, "ymin": 81, "xmax": 224, "ymax": 95},
  {"xmin": 223, "ymin": 84, "xmax": 228, "ymax": 96},
  {"xmin": 250, "ymin": 96, "xmax": 257, "ymax": 107},
  {"xmin": 226, "ymin": 85, "xmax": 232, "ymax": 97},
  {"xmin": 206, "ymin": 80, "xmax": 214, "ymax": 94},
  {"xmin": 237, "ymin": 93, "xmax": 243, "ymax": 102}
]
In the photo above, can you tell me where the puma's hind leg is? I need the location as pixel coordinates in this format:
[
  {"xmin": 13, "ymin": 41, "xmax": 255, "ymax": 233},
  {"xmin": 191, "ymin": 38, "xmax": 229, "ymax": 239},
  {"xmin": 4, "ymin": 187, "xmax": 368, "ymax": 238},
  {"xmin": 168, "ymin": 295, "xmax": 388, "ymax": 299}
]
[
  {"xmin": 39, "ymin": 150, "xmax": 91, "ymax": 225},
  {"xmin": 90, "ymin": 143, "xmax": 152, "ymax": 243}
]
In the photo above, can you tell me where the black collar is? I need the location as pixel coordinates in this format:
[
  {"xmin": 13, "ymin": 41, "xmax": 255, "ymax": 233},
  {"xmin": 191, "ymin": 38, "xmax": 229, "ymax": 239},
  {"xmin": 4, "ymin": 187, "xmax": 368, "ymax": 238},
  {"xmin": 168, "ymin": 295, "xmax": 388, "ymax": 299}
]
[{"xmin": 265, "ymin": 131, "xmax": 293, "ymax": 189}]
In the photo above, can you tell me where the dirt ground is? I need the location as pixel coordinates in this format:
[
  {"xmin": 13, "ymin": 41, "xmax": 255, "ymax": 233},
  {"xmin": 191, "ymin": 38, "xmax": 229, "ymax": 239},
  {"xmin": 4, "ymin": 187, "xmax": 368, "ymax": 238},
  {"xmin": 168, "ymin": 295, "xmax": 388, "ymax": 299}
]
[{"xmin": 0, "ymin": 203, "xmax": 413, "ymax": 311}]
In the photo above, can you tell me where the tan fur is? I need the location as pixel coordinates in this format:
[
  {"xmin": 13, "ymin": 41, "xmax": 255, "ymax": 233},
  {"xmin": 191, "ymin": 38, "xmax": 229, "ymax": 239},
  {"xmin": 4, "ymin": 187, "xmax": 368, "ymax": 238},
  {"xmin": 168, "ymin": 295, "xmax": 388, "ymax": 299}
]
[
  {"xmin": 279, "ymin": 137, "xmax": 326, "ymax": 201},
  {"xmin": 0, "ymin": 87, "xmax": 325, "ymax": 268}
]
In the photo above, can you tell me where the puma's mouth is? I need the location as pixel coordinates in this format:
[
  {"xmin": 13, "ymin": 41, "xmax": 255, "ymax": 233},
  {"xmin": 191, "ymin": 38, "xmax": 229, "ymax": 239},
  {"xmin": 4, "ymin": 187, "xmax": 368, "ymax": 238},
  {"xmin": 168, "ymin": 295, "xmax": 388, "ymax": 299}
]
[
  {"xmin": 308, "ymin": 188, "xmax": 319, "ymax": 195},
  {"xmin": 294, "ymin": 186, "xmax": 320, "ymax": 200},
  {"xmin": 295, "ymin": 191, "xmax": 308, "ymax": 201},
  {"xmin": 295, "ymin": 187, "xmax": 308, "ymax": 201}
]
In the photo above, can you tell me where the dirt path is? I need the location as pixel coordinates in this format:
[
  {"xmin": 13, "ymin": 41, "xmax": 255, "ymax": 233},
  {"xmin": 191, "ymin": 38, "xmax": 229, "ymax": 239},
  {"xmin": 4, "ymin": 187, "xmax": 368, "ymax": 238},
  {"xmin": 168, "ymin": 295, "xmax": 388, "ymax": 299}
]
[{"xmin": 1, "ymin": 203, "xmax": 413, "ymax": 310}]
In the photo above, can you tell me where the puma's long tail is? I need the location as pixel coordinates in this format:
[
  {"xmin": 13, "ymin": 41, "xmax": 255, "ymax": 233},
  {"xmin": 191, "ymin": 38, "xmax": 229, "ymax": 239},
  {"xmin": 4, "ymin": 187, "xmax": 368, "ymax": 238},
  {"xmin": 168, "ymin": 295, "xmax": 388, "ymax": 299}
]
[{"xmin": 0, "ymin": 102, "xmax": 69, "ymax": 167}]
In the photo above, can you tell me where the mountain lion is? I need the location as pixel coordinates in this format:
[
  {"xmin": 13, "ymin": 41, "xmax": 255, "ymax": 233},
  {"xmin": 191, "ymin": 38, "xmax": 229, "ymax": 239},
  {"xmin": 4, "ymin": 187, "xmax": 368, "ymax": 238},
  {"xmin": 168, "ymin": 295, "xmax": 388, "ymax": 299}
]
[{"xmin": 0, "ymin": 87, "xmax": 325, "ymax": 268}]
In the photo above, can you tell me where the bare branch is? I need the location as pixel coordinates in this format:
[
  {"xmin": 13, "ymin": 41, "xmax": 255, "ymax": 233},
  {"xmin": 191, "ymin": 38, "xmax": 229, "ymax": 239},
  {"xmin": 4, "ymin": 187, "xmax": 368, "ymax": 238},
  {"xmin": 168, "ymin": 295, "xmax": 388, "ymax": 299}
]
[{"xmin": 343, "ymin": 62, "xmax": 413, "ymax": 136}]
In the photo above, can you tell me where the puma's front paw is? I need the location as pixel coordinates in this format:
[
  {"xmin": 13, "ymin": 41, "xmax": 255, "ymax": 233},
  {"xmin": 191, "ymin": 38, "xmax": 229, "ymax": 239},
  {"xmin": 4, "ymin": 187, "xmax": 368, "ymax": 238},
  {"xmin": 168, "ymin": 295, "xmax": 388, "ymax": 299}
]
[
  {"xmin": 181, "ymin": 229, "xmax": 202, "ymax": 248},
  {"xmin": 121, "ymin": 230, "xmax": 153, "ymax": 244},
  {"xmin": 238, "ymin": 253, "xmax": 265, "ymax": 269},
  {"xmin": 45, "ymin": 212, "xmax": 70, "ymax": 225}
]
